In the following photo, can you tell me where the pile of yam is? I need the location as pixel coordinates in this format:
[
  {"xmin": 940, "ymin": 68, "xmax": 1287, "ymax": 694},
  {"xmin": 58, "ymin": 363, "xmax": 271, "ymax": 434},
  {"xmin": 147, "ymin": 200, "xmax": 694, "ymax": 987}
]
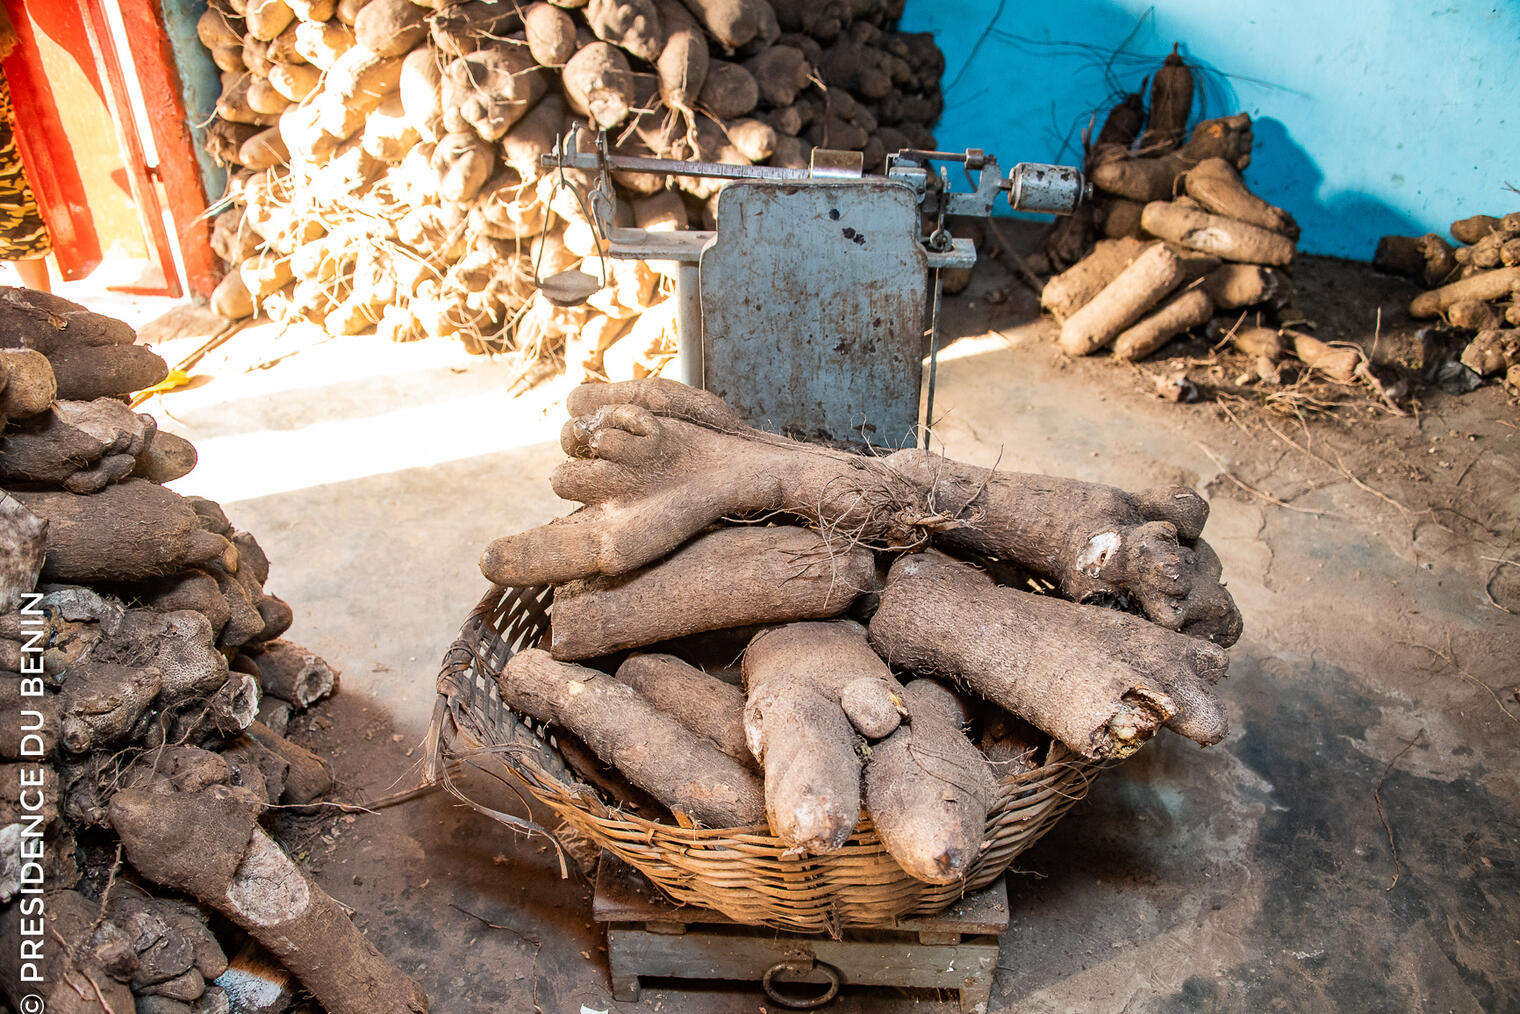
[
  {"xmin": 1377, "ymin": 210, "xmax": 1520, "ymax": 392},
  {"xmin": 1036, "ymin": 44, "xmax": 1306, "ymax": 380},
  {"xmin": 196, "ymin": 0, "xmax": 945, "ymax": 387},
  {"xmin": 476, "ymin": 377, "xmax": 1242, "ymax": 889},
  {"xmin": 0, "ymin": 289, "xmax": 426, "ymax": 1014}
]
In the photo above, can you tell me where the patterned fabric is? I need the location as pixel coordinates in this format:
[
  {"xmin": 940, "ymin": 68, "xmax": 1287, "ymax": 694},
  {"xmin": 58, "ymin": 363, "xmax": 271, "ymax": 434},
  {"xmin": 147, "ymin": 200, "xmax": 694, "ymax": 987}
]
[{"xmin": 0, "ymin": 70, "xmax": 51, "ymax": 260}]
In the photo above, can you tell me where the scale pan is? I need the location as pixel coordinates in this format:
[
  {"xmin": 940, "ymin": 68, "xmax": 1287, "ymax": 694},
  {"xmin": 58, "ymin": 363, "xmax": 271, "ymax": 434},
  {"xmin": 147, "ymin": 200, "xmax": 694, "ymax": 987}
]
[{"xmin": 539, "ymin": 269, "xmax": 602, "ymax": 307}]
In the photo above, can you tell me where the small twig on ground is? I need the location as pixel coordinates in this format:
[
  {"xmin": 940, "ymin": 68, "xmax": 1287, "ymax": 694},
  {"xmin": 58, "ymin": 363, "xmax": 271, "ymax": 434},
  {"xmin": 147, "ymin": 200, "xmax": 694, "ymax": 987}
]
[
  {"xmin": 1453, "ymin": 449, "xmax": 1484, "ymax": 489},
  {"xmin": 450, "ymin": 903, "xmax": 545, "ymax": 1013},
  {"xmin": 1481, "ymin": 555, "xmax": 1518, "ymax": 615},
  {"xmin": 1194, "ymin": 442, "xmax": 1333, "ymax": 517},
  {"xmin": 1400, "ymin": 635, "xmax": 1520, "ymax": 725},
  {"xmin": 1376, "ymin": 728, "xmax": 1424, "ymax": 892}
]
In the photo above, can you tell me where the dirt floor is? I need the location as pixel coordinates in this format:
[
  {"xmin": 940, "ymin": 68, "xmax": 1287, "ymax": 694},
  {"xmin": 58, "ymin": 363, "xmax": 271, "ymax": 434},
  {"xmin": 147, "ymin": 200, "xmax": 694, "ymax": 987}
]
[{"xmin": 134, "ymin": 245, "xmax": 1520, "ymax": 1012}]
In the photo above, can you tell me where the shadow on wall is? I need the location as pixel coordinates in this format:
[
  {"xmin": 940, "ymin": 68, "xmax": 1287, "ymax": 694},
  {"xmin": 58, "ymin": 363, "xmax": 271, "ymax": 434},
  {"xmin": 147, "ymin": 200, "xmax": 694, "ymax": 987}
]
[{"xmin": 1247, "ymin": 116, "xmax": 1423, "ymax": 260}]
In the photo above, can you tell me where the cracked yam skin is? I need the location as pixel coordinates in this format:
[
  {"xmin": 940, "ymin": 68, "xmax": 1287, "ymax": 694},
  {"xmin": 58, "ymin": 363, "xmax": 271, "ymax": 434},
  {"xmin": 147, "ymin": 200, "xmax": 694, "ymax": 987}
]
[{"xmin": 480, "ymin": 378, "xmax": 1241, "ymax": 645}]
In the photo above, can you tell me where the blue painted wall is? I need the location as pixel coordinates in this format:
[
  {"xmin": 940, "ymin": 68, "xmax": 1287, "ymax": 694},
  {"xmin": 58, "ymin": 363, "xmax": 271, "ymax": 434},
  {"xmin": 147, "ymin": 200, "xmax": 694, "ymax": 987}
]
[
  {"xmin": 901, "ymin": 1, "xmax": 1520, "ymax": 259},
  {"xmin": 159, "ymin": 0, "xmax": 225, "ymax": 204}
]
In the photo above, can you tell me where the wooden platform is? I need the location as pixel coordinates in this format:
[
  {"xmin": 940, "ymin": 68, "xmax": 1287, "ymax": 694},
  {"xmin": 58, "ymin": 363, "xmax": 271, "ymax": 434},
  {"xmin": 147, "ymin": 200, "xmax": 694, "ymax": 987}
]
[{"xmin": 594, "ymin": 854, "xmax": 1007, "ymax": 1011}]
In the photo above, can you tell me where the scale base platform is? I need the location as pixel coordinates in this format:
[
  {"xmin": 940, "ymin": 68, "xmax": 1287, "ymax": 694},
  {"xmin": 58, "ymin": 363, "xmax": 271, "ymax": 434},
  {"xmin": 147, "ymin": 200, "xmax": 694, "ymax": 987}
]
[{"xmin": 593, "ymin": 854, "xmax": 1007, "ymax": 1012}]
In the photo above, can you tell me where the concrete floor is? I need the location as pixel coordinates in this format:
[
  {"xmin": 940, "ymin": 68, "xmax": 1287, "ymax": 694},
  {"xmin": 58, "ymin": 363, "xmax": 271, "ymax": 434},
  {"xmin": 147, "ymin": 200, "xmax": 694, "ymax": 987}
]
[{"xmin": 135, "ymin": 258, "xmax": 1520, "ymax": 1012}]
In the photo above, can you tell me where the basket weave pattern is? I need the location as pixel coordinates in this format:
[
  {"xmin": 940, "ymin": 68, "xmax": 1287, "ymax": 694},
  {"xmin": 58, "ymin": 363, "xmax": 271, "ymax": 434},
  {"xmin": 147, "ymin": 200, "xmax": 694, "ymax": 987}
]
[{"xmin": 429, "ymin": 585, "xmax": 1103, "ymax": 934}]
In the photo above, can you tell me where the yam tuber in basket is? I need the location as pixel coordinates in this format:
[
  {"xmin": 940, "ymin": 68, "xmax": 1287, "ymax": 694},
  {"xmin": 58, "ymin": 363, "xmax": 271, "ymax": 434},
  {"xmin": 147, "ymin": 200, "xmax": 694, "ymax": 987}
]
[{"xmin": 427, "ymin": 584, "xmax": 1104, "ymax": 935}]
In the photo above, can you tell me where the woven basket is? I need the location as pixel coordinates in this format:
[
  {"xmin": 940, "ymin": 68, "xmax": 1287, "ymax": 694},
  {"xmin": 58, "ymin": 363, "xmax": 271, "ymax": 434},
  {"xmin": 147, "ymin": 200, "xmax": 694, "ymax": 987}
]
[{"xmin": 427, "ymin": 584, "xmax": 1104, "ymax": 935}]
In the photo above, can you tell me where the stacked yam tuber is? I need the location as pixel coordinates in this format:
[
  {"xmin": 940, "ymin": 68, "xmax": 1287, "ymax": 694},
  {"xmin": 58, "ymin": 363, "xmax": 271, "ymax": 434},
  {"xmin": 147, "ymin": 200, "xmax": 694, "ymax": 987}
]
[
  {"xmin": 1376, "ymin": 210, "xmax": 1520, "ymax": 393},
  {"xmin": 196, "ymin": 0, "xmax": 944, "ymax": 387},
  {"xmin": 0, "ymin": 289, "xmax": 427, "ymax": 1014},
  {"xmin": 478, "ymin": 378, "xmax": 1242, "ymax": 885},
  {"xmin": 1038, "ymin": 44, "xmax": 1305, "ymax": 379}
]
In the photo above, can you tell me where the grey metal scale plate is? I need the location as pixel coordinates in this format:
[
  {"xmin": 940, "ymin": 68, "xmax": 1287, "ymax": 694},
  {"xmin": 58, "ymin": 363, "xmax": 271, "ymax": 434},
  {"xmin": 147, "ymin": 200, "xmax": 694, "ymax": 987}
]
[{"xmin": 699, "ymin": 180, "xmax": 928, "ymax": 447}]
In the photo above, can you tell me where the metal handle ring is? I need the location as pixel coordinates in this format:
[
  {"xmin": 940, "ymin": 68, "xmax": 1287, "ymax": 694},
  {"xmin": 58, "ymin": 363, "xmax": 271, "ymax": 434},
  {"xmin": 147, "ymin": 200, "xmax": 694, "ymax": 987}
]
[{"xmin": 761, "ymin": 959, "xmax": 842, "ymax": 1009}]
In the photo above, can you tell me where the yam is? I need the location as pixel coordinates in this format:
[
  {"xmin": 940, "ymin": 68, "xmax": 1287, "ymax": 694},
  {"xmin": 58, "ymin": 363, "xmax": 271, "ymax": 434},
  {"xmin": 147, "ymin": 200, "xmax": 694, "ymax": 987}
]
[
  {"xmin": 486, "ymin": 378, "xmax": 1240, "ymax": 644},
  {"xmin": 498, "ymin": 648, "xmax": 766, "ymax": 826},
  {"xmin": 1410, "ymin": 266, "xmax": 1520, "ymax": 318},
  {"xmin": 238, "ymin": 126, "xmax": 289, "ymax": 170},
  {"xmin": 1141, "ymin": 200, "xmax": 1295, "ymax": 266},
  {"xmin": 1089, "ymin": 113, "xmax": 1253, "ymax": 203},
  {"xmin": 211, "ymin": 44, "xmax": 246, "ymax": 73},
  {"xmin": 1203, "ymin": 263, "xmax": 1284, "ymax": 309},
  {"xmin": 548, "ymin": 526, "xmax": 875, "ymax": 660},
  {"xmin": 654, "ymin": 0, "xmax": 707, "ymax": 117},
  {"xmin": 471, "ymin": 175, "xmax": 546, "ymax": 240},
  {"xmin": 353, "ymin": 0, "xmax": 427, "ymax": 57},
  {"xmin": 442, "ymin": 46, "xmax": 548, "ymax": 141},
  {"xmin": 742, "ymin": 619, "xmax": 907, "ymax": 853},
  {"xmin": 45, "ymin": 345, "xmax": 169, "ymax": 401},
  {"xmin": 744, "ymin": 44, "xmax": 810, "ymax": 107},
  {"xmin": 1459, "ymin": 329, "xmax": 1520, "ymax": 377},
  {"xmin": 288, "ymin": 0, "xmax": 337, "ymax": 19},
  {"xmin": 216, "ymin": 73, "xmax": 277, "ymax": 126},
  {"xmin": 398, "ymin": 203, "xmax": 467, "ymax": 260},
  {"xmin": 1230, "ymin": 325, "xmax": 1284, "ymax": 361},
  {"xmin": 615, "ymin": 653, "xmax": 753, "ymax": 767},
  {"xmin": 868, "ymin": 552, "xmax": 1229, "ymax": 757},
  {"xmin": 361, "ymin": 93, "xmax": 420, "ymax": 162},
  {"xmin": 327, "ymin": 45, "xmax": 405, "ymax": 103},
  {"xmin": 1448, "ymin": 299, "xmax": 1503, "ymax": 331},
  {"xmin": 864, "ymin": 679, "xmax": 993, "ymax": 884},
  {"xmin": 293, "ymin": 19, "xmax": 355, "ymax": 69},
  {"xmin": 109, "ymin": 785, "xmax": 429, "ymax": 1014},
  {"xmin": 1040, "ymin": 237, "xmax": 1149, "ymax": 323},
  {"xmin": 1181, "ymin": 157, "xmax": 1298, "ymax": 238},
  {"xmin": 696, "ymin": 60, "xmax": 759, "ymax": 119},
  {"xmin": 337, "ymin": 0, "xmax": 370, "ymax": 22},
  {"xmin": 246, "ymin": 78, "xmax": 290, "ymax": 119},
  {"xmin": 199, "ymin": 7, "xmax": 244, "ymax": 50},
  {"xmin": 243, "ymin": 639, "xmax": 339, "ymax": 708},
  {"xmin": 1286, "ymin": 330, "xmax": 1360, "ymax": 383},
  {"xmin": 14, "ymin": 481, "xmax": 230, "ymax": 581},
  {"xmin": 399, "ymin": 46, "xmax": 444, "ymax": 141},
  {"xmin": 429, "ymin": 0, "xmax": 523, "ymax": 56},
  {"xmin": 212, "ymin": 268, "xmax": 257, "ymax": 320},
  {"xmin": 500, "ymin": 92, "xmax": 566, "ymax": 178},
  {"xmin": 562, "ymin": 42, "xmax": 635, "ymax": 129},
  {"xmin": 726, "ymin": 116, "xmax": 776, "ymax": 162},
  {"xmin": 524, "ymin": 2, "xmax": 577, "ymax": 65},
  {"xmin": 430, "ymin": 131, "xmax": 494, "ymax": 202},
  {"xmin": 245, "ymin": 0, "xmax": 295, "ymax": 41},
  {"xmin": 1139, "ymin": 44, "xmax": 1192, "ymax": 151},
  {"xmin": 1451, "ymin": 214, "xmax": 1500, "ymax": 245},
  {"xmin": 268, "ymin": 61, "xmax": 320, "ymax": 101},
  {"xmin": 0, "ymin": 677, "xmax": 58, "ymax": 760},
  {"xmin": 585, "ymin": 0, "xmax": 664, "ymax": 63},
  {"xmin": 1112, "ymin": 285, "xmax": 1214, "ymax": 361},
  {"xmin": 1373, "ymin": 234, "xmax": 1424, "ymax": 278},
  {"xmin": 0, "ymin": 497, "xmax": 46, "ymax": 613},
  {"xmin": 1418, "ymin": 233, "xmax": 1458, "ymax": 288},
  {"xmin": 0, "ymin": 348, "xmax": 57, "ymax": 417},
  {"xmin": 678, "ymin": 0, "xmax": 762, "ymax": 48},
  {"xmin": 0, "ymin": 398, "xmax": 153, "ymax": 492},
  {"xmin": 132, "ymin": 431, "xmax": 199, "ymax": 484},
  {"xmin": 240, "ymin": 250, "xmax": 295, "ymax": 299},
  {"xmin": 1059, "ymin": 243, "xmax": 1184, "ymax": 355}
]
